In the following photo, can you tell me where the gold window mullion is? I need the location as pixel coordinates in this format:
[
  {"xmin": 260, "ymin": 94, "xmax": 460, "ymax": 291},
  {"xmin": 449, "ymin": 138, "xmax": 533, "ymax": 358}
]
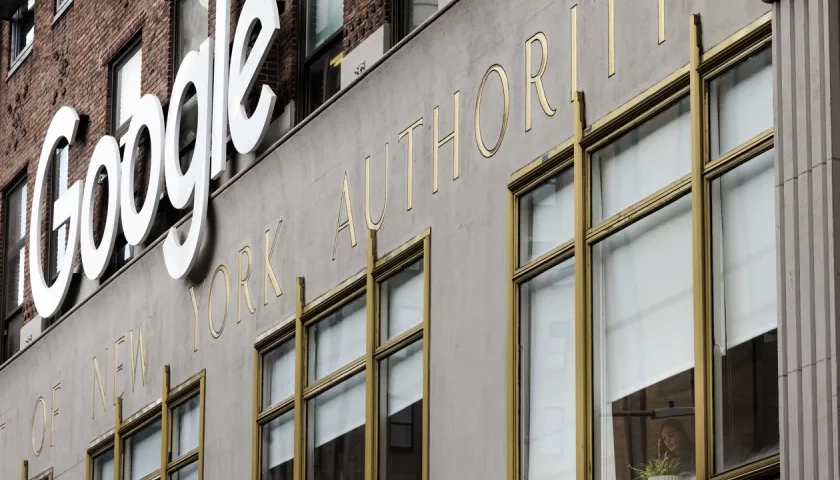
[
  {"xmin": 160, "ymin": 366, "xmax": 170, "ymax": 480},
  {"xmin": 114, "ymin": 398, "xmax": 123, "ymax": 480},
  {"xmin": 364, "ymin": 229, "xmax": 379, "ymax": 480},
  {"xmin": 689, "ymin": 14, "xmax": 713, "ymax": 480},
  {"xmin": 421, "ymin": 234, "xmax": 431, "ymax": 480},
  {"xmin": 572, "ymin": 91, "xmax": 590, "ymax": 480},
  {"xmin": 293, "ymin": 278, "xmax": 306, "ymax": 480}
]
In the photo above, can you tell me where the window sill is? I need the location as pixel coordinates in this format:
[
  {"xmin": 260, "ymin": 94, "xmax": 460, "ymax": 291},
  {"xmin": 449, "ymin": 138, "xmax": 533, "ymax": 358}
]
[
  {"xmin": 53, "ymin": 0, "xmax": 73, "ymax": 26},
  {"xmin": 7, "ymin": 44, "xmax": 32, "ymax": 79}
]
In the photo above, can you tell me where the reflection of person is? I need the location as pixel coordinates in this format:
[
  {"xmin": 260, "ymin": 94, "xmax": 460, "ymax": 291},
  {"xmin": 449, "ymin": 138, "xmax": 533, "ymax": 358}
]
[{"xmin": 660, "ymin": 419, "xmax": 695, "ymax": 474}]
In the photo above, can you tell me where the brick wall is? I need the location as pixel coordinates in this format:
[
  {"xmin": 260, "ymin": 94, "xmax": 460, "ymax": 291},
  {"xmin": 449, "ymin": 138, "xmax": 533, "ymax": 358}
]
[{"xmin": 0, "ymin": 0, "xmax": 397, "ymax": 330}]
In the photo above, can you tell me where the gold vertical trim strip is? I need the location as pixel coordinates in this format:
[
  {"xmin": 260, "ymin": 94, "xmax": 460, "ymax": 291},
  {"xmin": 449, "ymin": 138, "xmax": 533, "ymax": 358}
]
[
  {"xmin": 573, "ymin": 91, "xmax": 590, "ymax": 480},
  {"xmin": 364, "ymin": 230, "xmax": 378, "ymax": 480},
  {"xmin": 421, "ymin": 234, "xmax": 431, "ymax": 480},
  {"xmin": 507, "ymin": 190, "xmax": 519, "ymax": 480},
  {"xmin": 160, "ymin": 365, "xmax": 170, "ymax": 479},
  {"xmin": 658, "ymin": 0, "xmax": 666, "ymax": 44},
  {"xmin": 293, "ymin": 278, "xmax": 306, "ymax": 480},
  {"xmin": 21, "ymin": 460, "xmax": 28, "ymax": 480},
  {"xmin": 570, "ymin": 5, "xmax": 578, "ymax": 101},
  {"xmin": 689, "ymin": 14, "xmax": 711, "ymax": 480},
  {"xmin": 113, "ymin": 398, "xmax": 123, "ymax": 480},
  {"xmin": 85, "ymin": 451, "xmax": 92, "ymax": 480},
  {"xmin": 608, "ymin": 0, "xmax": 615, "ymax": 76},
  {"xmin": 198, "ymin": 374, "xmax": 206, "ymax": 480},
  {"xmin": 252, "ymin": 348, "xmax": 261, "ymax": 480}
]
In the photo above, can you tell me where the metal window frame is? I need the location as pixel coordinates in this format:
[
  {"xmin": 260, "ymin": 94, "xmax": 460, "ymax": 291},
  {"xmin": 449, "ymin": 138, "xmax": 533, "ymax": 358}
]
[
  {"xmin": 252, "ymin": 228, "xmax": 431, "ymax": 480},
  {"xmin": 2, "ymin": 174, "xmax": 27, "ymax": 361},
  {"xmin": 9, "ymin": 1, "xmax": 34, "ymax": 69},
  {"xmin": 507, "ymin": 12, "xmax": 778, "ymax": 480}
]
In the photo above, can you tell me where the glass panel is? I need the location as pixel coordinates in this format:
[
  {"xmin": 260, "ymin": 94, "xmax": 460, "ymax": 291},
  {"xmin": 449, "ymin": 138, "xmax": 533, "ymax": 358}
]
[
  {"xmin": 711, "ymin": 150, "xmax": 779, "ymax": 472},
  {"xmin": 5, "ymin": 251, "xmax": 24, "ymax": 313},
  {"xmin": 380, "ymin": 261, "xmax": 423, "ymax": 342},
  {"xmin": 4, "ymin": 314, "xmax": 21, "ymax": 359},
  {"xmin": 262, "ymin": 410, "xmax": 294, "ymax": 480},
  {"xmin": 306, "ymin": 0, "xmax": 343, "ymax": 55},
  {"xmin": 308, "ymin": 296, "xmax": 366, "ymax": 382},
  {"xmin": 308, "ymin": 372, "xmax": 365, "ymax": 480},
  {"xmin": 263, "ymin": 340, "xmax": 296, "ymax": 408},
  {"xmin": 379, "ymin": 341, "xmax": 423, "ymax": 480},
  {"xmin": 93, "ymin": 450, "xmax": 115, "ymax": 480},
  {"xmin": 306, "ymin": 40, "xmax": 342, "ymax": 114},
  {"xmin": 171, "ymin": 395, "xmax": 200, "ymax": 458},
  {"xmin": 116, "ymin": 46, "xmax": 143, "ymax": 129},
  {"xmin": 124, "ymin": 419, "xmax": 161, "ymax": 480},
  {"xmin": 591, "ymin": 97, "xmax": 691, "ymax": 223},
  {"xmin": 518, "ymin": 168, "xmax": 574, "ymax": 265},
  {"xmin": 407, "ymin": 0, "xmax": 437, "ymax": 32},
  {"xmin": 593, "ymin": 195, "xmax": 696, "ymax": 480},
  {"xmin": 11, "ymin": 1, "xmax": 35, "ymax": 63},
  {"xmin": 709, "ymin": 48, "xmax": 773, "ymax": 158},
  {"xmin": 51, "ymin": 145, "xmax": 69, "ymax": 278},
  {"xmin": 170, "ymin": 462, "xmax": 198, "ymax": 480},
  {"xmin": 176, "ymin": 0, "xmax": 209, "ymax": 69},
  {"xmin": 520, "ymin": 259, "xmax": 575, "ymax": 479},
  {"xmin": 7, "ymin": 180, "xmax": 27, "ymax": 244}
]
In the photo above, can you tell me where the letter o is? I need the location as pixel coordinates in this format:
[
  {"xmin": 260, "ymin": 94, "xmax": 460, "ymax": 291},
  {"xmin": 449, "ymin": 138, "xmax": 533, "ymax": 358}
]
[
  {"xmin": 474, "ymin": 64, "xmax": 511, "ymax": 158},
  {"xmin": 81, "ymin": 136, "xmax": 122, "ymax": 280},
  {"xmin": 31, "ymin": 397, "xmax": 46, "ymax": 456},
  {"xmin": 121, "ymin": 94, "xmax": 165, "ymax": 246},
  {"xmin": 208, "ymin": 265, "xmax": 230, "ymax": 338}
]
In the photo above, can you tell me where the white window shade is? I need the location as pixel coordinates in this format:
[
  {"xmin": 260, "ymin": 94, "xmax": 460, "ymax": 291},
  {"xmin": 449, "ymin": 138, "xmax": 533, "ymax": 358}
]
[
  {"xmin": 519, "ymin": 169, "xmax": 575, "ymax": 265},
  {"xmin": 116, "ymin": 47, "xmax": 142, "ymax": 129},
  {"xmin": 172, "ymin": 396, "xmax": 200, "ymax": 457},
  {"xmin": 591, "ymin": 97, "xmax": 691, "ymax": 223},
  {"xmin": 380, "ymin": 262, "xmax": 423, "ymax": 342},
  {"xmin": 264, "ymin": 341, "xmax": 295, "ymax": 406},
  {"xmin": 313, "ymin": 372, "xmax": 366, "ymax": 447},
  {"xmin": 520, "ymin": 259, "xmax": 575, "ymax": 480},
  {"xmin": 266, "ymin": 411, "xmax": 295, "ymax": 468},
  {"xmin": 309, "ymin": 296, "xmax": 366, "ymax": 382},
  {"xmin": 709, "ymin": 48, "xmax": 773, "ymax": 158},
  {"xmin": 385, "ymin": 340, "xmax": 423, "ymax": 416},
  {"xmin": 593, "ymin": 195, "xmax": 694, "ymax": 404},
  {"xmin": 126, "ymin": 419, "xmax": 161, "ymax": 480},
  {"xmin": 712, "ymin": 150, "xmax": 777, "ymax": 350},
  {"xmin": 93, "ymin": 451, "xmax": 114, "ymax": 480}
]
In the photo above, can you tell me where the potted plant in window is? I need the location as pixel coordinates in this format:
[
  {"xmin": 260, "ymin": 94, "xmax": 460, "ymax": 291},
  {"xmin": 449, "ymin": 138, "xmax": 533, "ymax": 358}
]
[{"xmin": 629, "ymin": 442, "xmax": 689, "ymax": 480}]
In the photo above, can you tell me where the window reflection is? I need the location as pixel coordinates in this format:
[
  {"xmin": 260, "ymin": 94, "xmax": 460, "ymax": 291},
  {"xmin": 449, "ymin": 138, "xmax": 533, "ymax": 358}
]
[{"xmin": 308, "ymin": 372, "xmax": 365, "ymax": 480}]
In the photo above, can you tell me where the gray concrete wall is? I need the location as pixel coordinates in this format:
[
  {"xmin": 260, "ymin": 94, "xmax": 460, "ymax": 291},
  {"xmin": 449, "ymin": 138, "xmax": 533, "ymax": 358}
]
[
  {"xmin": 0, "ymin": 0, "xmax": 770, "ymax": 478},
  {"xmin": 774, "ymin": 1, "xmax": 840, "ymax": 479}
]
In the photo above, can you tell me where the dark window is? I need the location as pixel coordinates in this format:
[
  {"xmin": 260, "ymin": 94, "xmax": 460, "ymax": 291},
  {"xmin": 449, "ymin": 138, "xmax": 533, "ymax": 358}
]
[
  {"xmin": 303, "ymin": 0, "xmax": 343, "ymax": 116},
  {"xmin": 47, "ymin": 143, "xmax": 69, "ymax": 285},
  {"xmin": 9, "ymin": 0, "xmax": 35, "ymax": 67},
  {"xmin": 55, "ymin": 0, "xmax": 70, "ymax": 14},
  {"xmin": 391, "ymin": 0, "xmax": 437, "ymax": 44},
  {"xmin": 3, "ymin": 177, "xmax": 27, "ymax": 361}
]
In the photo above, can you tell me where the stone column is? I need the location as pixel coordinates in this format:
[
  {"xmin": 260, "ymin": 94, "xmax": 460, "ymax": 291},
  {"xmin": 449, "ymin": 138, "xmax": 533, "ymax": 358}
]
[{"xmin": 774, "ymin": 0, "xmax": 840, "ymax": 478}]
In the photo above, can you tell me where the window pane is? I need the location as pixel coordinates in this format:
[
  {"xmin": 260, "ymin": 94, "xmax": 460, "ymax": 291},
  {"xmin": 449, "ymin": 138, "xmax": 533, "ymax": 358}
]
[
  {"xmin": 170, "ymin": 462, "xmax": 198, "ymax": 480},
  {"xmin": 171, "ymin": 395, "xmax": 200, "ymax": 458},
  {"xmin": 7, "ymin": 180, "xmax": 27, "ymax": 243},
  {"xmin": 306, "ymin": 40, "xmax": 343, "ymax": 114},
  {"xmin": 176, "ymin": 0, "xmax": 209, "ymax": 69},
  {"xmin": 4, "ymin": 314, "xmax": 21, "ymax": 359},
  {"xmin": 308, "ymin": 372, "xmax": 365, "ymax": 480},
  {"xmin": 593, "ymin": 195, "xmax": 695, "ymax": 480},
  {"xmin": 709, "ymin": 48, "xmax": 773, "ymax": 158},
  {"xmin": 711, "ymin": 150, "xmax": 779, "ymax": 473},
  {"xmin": 11, "ymin": 1, "xmax": 34, "ymax": 62},
  {"xmin": 51, "ymin": 145, "xmax": 69, "ymax": 278},
  {"xmin": 407, "ymin": 0, "xmax": 437, "ymax": 32},
  {"xmin": 379, "ymin": 341, "xmax": 423, "ymax": 479},
  {"xmin": 308, "ymin": 296, "xmax": 366, "ymax": 382},
  {"xmin": 591, "ymin": 97, "xmax": 691, "ymax": 223},
  {"xmin": 93, "ymin": 450, "xmax": 115, "ymax": 480},
  {"xmin": 519, "ymin": 168, "xmax": 574, "ymax": 265},
  {"xmin": 520, "ymin": 259, "xmax": 575, "ymax": 479},
  {"xmin": 380, "ymin": 261, "xmax": 423, "ymax": 342},
  {"xmin": 262, "ymin": 410, "xmax": 294, "ymax": 480},
  {"xmin": 306, "ymin": 0, "xmax": 343, "ymax": 55},
  {"xmin": 264, "ymin": 340, "xmax": 296, "ymax": 407},
  {"xmin": 5, "ymin": 250, "xmax": 25, "ymax": 313},
  {"xmin": 124, "ymin": 419, "xmax": 161, "ymax": 480},
  {"xmin": 116, "ymin": 47, "xmax": 143, "ymax": 129}
]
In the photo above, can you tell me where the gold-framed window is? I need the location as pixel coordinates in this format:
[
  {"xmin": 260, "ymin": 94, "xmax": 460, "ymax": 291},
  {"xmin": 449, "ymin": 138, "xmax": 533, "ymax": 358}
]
[
  {"xmin": 85, "ymin": 369, "xmax": 206, "ymax": 480},
  {"xmin": 253, "ymin": 229, "xmax": 431, "ymax": 480},
  {"xmin": 509, "ymin": 13, "xmax": 778, "ymax": 480}
]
